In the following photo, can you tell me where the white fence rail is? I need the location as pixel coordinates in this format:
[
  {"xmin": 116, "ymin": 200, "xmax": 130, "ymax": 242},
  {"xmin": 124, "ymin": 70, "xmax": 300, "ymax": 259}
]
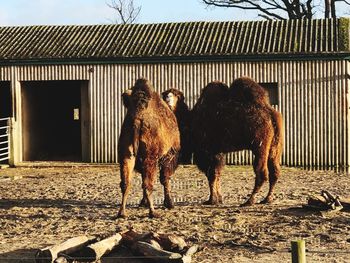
[{"xmin": 0, "ymin": 117, "xmax": 10, "ymax": 162}]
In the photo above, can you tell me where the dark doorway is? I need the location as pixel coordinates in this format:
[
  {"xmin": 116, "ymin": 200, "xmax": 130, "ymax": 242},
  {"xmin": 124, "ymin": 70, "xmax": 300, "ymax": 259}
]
[
  {"xmin": 0, "ymin": 81, "xmax": 12, "ymax": 118},
  {"xmin": 22, "ymin": 81, "xmax": 87, "ymax": 161},
  {"xmin": 0, "ymin": 82, "xmax": 11, "ymax": 164}
]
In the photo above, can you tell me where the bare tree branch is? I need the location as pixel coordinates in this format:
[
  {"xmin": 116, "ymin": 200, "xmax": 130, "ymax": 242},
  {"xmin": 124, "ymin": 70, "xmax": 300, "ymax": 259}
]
[
  {"xmin": 263, "ymin": 0, "xmax": 288, "ymax": 11},
  {"xmin": 330, "ymin": 0, "xmax": 336, "ymax": 17},
  {"xmin": 107, "ymin": 0, "xmax": 141, "ymax": 24},
  {"xmin": 306, "ymin": 0, "xmax": 313, "ymax": 18},
  {"xmin": 202, "ymin": 0, "xmax": 348, "ymax": 19}
]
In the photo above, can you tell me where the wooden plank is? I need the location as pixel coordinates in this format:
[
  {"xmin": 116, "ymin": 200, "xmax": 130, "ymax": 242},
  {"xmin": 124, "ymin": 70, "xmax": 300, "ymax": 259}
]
[
  {"xmin": 291, "ymin": 240, "xmax": 306, "ymax": 263},
  {"xmin": 35, "ymin": 235, "xmax": 95, "ymax": 263},
  {"xmin": 77, "ymin": 233, "xmax": 123, "ymax": 262}
]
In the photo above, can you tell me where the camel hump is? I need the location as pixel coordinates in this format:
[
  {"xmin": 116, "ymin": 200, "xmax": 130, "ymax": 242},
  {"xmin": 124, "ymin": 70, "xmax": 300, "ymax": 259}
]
[
  {"xmin": 229, "ymin": 77, "xmax": 270, "ymax": 106},
  {"xmin": 196, "ymin": 81, "xmax": 229, "ymax": 107},
  {"xmin": 202, "ymin": 81, "xmax": 229, "ymax": 96}
]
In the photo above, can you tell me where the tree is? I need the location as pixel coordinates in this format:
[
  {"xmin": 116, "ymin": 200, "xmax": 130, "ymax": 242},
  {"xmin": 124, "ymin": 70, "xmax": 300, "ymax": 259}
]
[
  {"xmin": 202, "ymin": 0, "xmax": 350, "ymax": 19},
  {"xmin": 107, "ymin": 0, "xmax": 141, "ymax": 24}
]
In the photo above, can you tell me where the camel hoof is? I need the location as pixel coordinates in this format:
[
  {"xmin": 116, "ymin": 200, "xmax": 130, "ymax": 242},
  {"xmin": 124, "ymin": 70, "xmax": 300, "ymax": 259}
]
[
  {"xmin": 164, "ymin": 200, "xmax": 174, "ymax": 209},
  {"xmin": 240, "ymin": 200, "xmax": 255, "ymax": 207},
  {"xmin": 260, "ymin": 197, "xmax": 273, "ymax": 204},
  {"xmin": 149, "ymin": 211, "xmax": 161, "ymax": 218},
  {"xmin": 117, "ymin": 211, "xmax": 127, "ymax": 219},
  {"xmin": 203, "ymin": 199, "xmax": 218, "ymax": 205},
  {"xmin": 139, "ymin": 198, "xmax": 149, "ymax": 207}
]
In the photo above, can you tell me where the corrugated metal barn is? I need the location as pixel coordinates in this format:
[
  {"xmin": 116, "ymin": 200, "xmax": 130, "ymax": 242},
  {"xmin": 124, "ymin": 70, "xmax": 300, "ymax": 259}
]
[{"xmin": 0, "ymin": 18, "xmax": 349, "ymax": 169}]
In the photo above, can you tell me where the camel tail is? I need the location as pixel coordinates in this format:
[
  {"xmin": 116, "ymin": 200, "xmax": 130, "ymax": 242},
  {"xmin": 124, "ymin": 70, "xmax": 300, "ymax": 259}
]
[{"xmin": 270, "ymin": 109, "xmax": 284, "ymax": 160}]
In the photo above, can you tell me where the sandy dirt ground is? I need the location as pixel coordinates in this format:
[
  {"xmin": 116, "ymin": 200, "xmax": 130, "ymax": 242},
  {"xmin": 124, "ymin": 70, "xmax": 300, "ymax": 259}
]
[{"xmin": 0, "ymin": 164, "xmax": 350, "ymax": 263}]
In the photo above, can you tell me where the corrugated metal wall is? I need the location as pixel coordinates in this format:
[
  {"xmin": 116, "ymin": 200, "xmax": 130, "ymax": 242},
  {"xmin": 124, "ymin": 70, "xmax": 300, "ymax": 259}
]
[{"xmin": 0, "ymin": 60, "xmax": 349, "ymax": 168}]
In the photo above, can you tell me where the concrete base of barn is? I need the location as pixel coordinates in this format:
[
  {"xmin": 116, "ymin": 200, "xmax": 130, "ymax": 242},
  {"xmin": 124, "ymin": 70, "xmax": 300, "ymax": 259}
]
[
  {"xmin": 0, "ymin": 164, "xmax": 9, "ymax": 169},
  {"xmin": 15, "ymin": 161, "xmax": 117, "ymax": 168}
]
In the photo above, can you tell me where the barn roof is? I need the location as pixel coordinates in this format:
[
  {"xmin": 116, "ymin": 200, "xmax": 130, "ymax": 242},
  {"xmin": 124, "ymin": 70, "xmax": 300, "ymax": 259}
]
[{"xmin": 0, "ymin": 18, "xmax": 349, "ymax": 63}]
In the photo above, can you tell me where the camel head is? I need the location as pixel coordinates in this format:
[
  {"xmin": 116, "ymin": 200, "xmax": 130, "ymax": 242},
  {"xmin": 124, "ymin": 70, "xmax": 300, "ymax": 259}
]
[
  {"xmin": 161, "ymin": 88, "xmax": 185, "ymax": 112},
  {"xmin": 122, "ymin": 89, "xmax": 132, "ymax": 109}
]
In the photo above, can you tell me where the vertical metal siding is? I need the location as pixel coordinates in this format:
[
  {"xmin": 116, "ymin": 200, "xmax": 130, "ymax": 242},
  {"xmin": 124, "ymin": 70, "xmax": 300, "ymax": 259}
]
[{"xmin": 0, "ymin": 60, "xmax": 348, "ymax": 168}]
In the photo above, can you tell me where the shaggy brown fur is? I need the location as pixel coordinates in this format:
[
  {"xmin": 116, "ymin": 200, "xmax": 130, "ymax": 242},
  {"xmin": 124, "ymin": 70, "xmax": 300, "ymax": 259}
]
[
  {"xmin": 229, "ymin": 77, "xmax": 270, "ymax": 106},
  {"xmin": 117, "ymin": 78, "xmax": 180, "ymax": 218},
  {"xmin": 192, "ymin": 77, "xmax": 284, "ymax": 206},
  {"xmin": 162, "ymin": 88, "xmax": 192, "ymax": 164}
]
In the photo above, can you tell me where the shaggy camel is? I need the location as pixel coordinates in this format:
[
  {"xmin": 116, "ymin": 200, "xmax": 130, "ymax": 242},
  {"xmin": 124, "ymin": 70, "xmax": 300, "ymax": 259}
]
[
  {"xmin": 117, "ymin": 78, "xmax": 180, "ymax": 218},
  {"xmin": 162, "ymin": 88, "xmax": 192, "ymax": 164},
  {"xmin": 191, "ymin": 77, "xmax": 284, "ymax": 206}
]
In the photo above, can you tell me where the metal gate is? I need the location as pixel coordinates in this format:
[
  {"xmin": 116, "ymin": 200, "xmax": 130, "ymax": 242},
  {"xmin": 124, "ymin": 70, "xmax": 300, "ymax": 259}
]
[{"xmin": 0, "ymin": 118, "xmax": 10, "ymax": 163}]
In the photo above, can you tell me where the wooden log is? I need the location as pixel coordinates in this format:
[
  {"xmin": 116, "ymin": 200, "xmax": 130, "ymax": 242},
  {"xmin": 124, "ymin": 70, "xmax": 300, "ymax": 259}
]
[
  {"xmin": 122, "ymin": 230, "xmax": 187, "ymax": 251},
  {"xmin": 180, "ymin": 245, "xmax": 199, "ymax": 263},
  {"xmin": 322, "ymin": 190, "xmax": 337, "ymax": 202},
  {"xmin": 306, "ymin": 195, "xmax": 330, "ymax": 210},
  {"xmin": 340, "ymin": 198, "xmax": 350, "ymax": 210},
  {"xmin": 120, "ymin": 230, "xmax": 197, "ymax": 263},
  {"xmin": 121, "ymin": 229, "xmax": 153, "ymax": 247},
  {"xmin": 306, "ymin": 193, "xmax": 343, "ymax": 211},
  {"xmin": 152, "ymin": 233, "xmax": 187, "ymax": 252},
  {"xmin": 291, "ymin": 240, "xmax": 306, "ymax": 263},
  {"xmin": 149, "ymin": 239, "xmax": 163, "ymax": 250},
  {"xmin": 184, "ymin": 245, "xmax": 198, "ymax": 257},
  {"xmin": 53, "ymin": 257, "xmax": 69, "ymax": 263},
  {"xmin": 35, "ymin": 235, "xmax": 95, "ymax": 263},
  {"xmin": 75, "ymin": 233, "xmax": 123, "ymax": 262},
  {"xmin": 321, "ymin": 190, "xmax": 343, "ymax": 210},
  {"xmin": 134, "ymin": 241, "xmax": 184, "ymax": 263}
]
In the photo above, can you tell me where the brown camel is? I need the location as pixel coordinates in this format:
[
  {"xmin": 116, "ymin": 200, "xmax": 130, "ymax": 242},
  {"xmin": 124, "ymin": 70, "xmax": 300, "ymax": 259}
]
[
  {"xmin": 162, "ymin": 88, "xmax": 193, "ymax": 164},
  {"xmin": 191, "ymin": 77, "xmax": 284, "ymax": 206},
  {"xmin": 117, "ymin": 78, "xmax": 180, "ymax": 218}
]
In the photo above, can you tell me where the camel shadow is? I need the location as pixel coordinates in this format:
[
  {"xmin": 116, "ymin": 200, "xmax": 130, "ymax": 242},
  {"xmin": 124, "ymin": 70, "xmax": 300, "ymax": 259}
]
[
  {"xmin": 279, "ymin": 206, "xmax": 320, "ymax": 216},
  {"xmin": 279, "ymin": 205, "xmax": 350, "ymax": 216},
  {"xmin": 0, "ymin": 198, "xmax": 118, "ymax": 221},
  {"xmin": 0, "ymin": 198, "xmax": 116, "ymax": 210},
  {"xmin": 0, "ymin": 249, "xmax": 37, "ymax": 263}
]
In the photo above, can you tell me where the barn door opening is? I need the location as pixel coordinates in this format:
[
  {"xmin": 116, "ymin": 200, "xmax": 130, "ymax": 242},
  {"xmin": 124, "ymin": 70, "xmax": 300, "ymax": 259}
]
[
  {"xmin": 0, "ymin": 82, "xmax": 12, "ymax": 118},
  {"xmin": 22, "ymin": 80, "xmax": 89, "ymax": 162},
  {"xmin": 0, "ymin": 81, "xmax": 12, "ymax": 164}
]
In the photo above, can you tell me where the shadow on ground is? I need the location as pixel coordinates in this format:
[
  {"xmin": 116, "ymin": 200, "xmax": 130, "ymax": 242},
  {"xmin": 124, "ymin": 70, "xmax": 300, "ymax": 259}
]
[
  {"xmin": 0, "ymin": 249, "xmax": 37, "ymax": 263},
  {"xmin": 0, "ymin": 198, "xmax": 115, "ymax": 209},
  {"xmin": 0, "ymin": 247, "xmax": 148, "ymax": 263}
]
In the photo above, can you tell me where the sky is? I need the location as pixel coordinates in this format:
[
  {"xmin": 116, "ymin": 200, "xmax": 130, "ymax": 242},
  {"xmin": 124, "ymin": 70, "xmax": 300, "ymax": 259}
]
[
  {"xmin": 0, "ymin": 0, "xmax": 348, "ymax": 26},
  {"xmin": 0, "ymin": 0, "xmax": 256, "ymax": 26}
]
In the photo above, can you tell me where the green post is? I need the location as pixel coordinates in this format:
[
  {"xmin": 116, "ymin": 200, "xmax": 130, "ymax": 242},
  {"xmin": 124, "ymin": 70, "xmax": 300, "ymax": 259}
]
[{"xmin": 291, "ymin": 240, "xmax": 306, "ymax": 263}]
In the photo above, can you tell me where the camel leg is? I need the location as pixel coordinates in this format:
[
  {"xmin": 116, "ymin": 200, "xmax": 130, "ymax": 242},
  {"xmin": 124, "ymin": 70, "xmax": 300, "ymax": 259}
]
[
  {"xmin": 216, "ymin": 154, "xmax": 225, "ymax": 204},
  {"xmin": 261, "ymin": 156, "xmax": 281, "ymax": 204},
  {"xmin": 117, "ymin": 157, "xmax": 135, "ymax": 218},
  {"xmin": 139, "ymin": 190, "xmax": 149, "ymax": 207},
  {"xmin": 204, "ymin": 167, "xmax": 224, "ymax": 204},
  {"xmin": 159, "ymin": 166, "xmax": 174, "ymax": 209},
  {"xmin": 216, "ymin": 175, "xmax": 223, "ymax": 204},
  {"xmin": 203, "ymin": 170, "xmax": 219, "ymax": 205},
  {"xmin": 203, "ymin": 154, "xmax": 224, "ymax": 205},
  {"xmin": 139, "ymin": 178, "xmax": 148, "ymax": 207},
  {"xmin": 142, "ymin": 162, "xmax": 159, "ymax": 218},
  {"xmin": 241, "ymin": 153, "xmax": 269, "ymax": 207}
]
